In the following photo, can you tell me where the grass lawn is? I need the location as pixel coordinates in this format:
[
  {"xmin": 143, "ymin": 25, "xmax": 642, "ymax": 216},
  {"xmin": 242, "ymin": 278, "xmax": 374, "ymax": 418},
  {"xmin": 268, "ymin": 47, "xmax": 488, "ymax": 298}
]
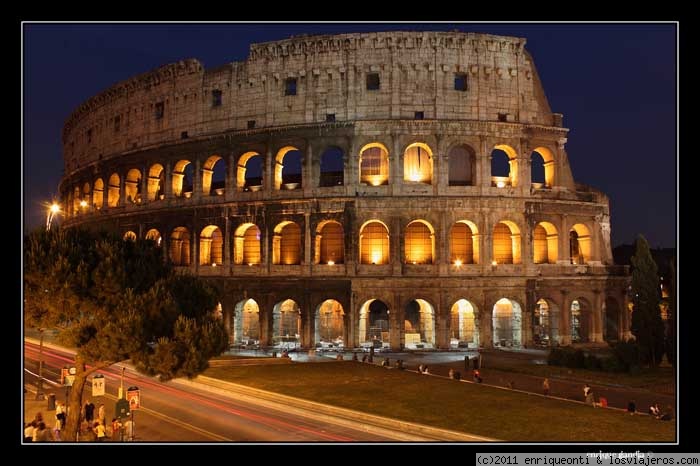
[{"xmin": 204, "ymin": 361, "xmax": 675, "ymax": 442}]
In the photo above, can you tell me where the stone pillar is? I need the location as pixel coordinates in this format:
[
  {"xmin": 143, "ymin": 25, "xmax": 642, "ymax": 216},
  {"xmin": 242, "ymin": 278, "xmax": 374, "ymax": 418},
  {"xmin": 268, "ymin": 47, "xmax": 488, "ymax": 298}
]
[
  {"xmin": 201, "ymin": 168, "xmax": 213, "ymax": 196},
  {"xmin": 591, "ymin": 289, "xmax": 603, "ymax": 343},
  {"xmin": 559, "ymin": 290, "xmax": 571, "ymax": 345},
  {"xmin": 389, "ymin": 295, "xmax": 402, "ymax": 351},
  {"xmin": 264, "ymin": 146, "xmax": 273, "ymax": 196},
  {"xmin": 304, "ymin": 212, "xmax": 311, "ymax": 268},
  {"xmin": 164, "ymin": 161, "xmax": 173, "ymax": 199},
  {"xmin": 392, "ymin": 216, "xmax": 402, "ymax": 275},
  {"xmin": 479, "ymin": 136, "xmax": 491, "ymax": 189},
  {"xmin": 193, "ymin": 157, "xmax": 202, "ymax": 201},
  {"xmin": 301, "ymin": 298, "xmax": 312, "ymax": 349},
  {"xmin": 303, "ymin": 143, "xmax": 313, "ymax": 196},
  {"xmin": 223, "ymin": 211, "xmax": 231, "ymax": 268},
  {"xmin": 191, "ymin": 227, "xmax": 199, "ymax": 274},
  {"xmin": 519, "ymin": 139, "xmax": 531, "ymax": 193},
  {"xmin": 346, "ymin": 137, "xmax": 357, "ymax": 190},
  {"xmin": 480, "ymin": 299, "xmax": 493, "ymax": 348},
  {"xmin": 559, "ymin": 214, "xmax": 571, "ymax": 264},
  {"xmin": 481, "ymin": 212, "xmax": 492, "ymax": 266},
  {"xmin": 118, "ymin": 170, "xmax": 126, "ymax": 206},
  {"xmin": 259, "ymin": 298, "xmax": 271, "ymax": 347},
  {"xmin": 391, "ymin": 133, "xmax": 402, "ymax": 190},
  {"xmin": 225, "ymin": 153, "xmax": 235, "ymax": 201},
  {"xmin": 140, "ymin": 165, "xmax": 148, "ymax": 204},
  {"xmin": 435, "ymin": 304, "xmax": 449, "ymax": 350}
]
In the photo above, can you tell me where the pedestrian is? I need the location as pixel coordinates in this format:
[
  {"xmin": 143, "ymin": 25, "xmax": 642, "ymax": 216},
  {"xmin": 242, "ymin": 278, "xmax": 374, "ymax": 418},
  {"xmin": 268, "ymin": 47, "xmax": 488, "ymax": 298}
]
[
  {"xmin": 507, "ymin": 380, "xmax": 515, "ymax": 389},
  {"xmin": 473, "ymin": 369, "xmax": 482, "ymax": 383},
  {"xmin": 448, "ymin": 368, "xmax": 455, "ymax": 379},
  {"xmin": 97, "ymin": 403, "xmax": 106, "ymax": 427},
  {"xmin": 94, "ymin": 421, "xmax": 106, "ymax": 441},
  {"xmin": 352, "ymin": 352, "xmax": 358, "ymax": 361},
  {"xmin": 111, "ymin": 418, "xmax": 123, "ymax": 442},
  {"xmin": 627, "ymin": 400, "xmax": 636, "ymax": 415},
  {"xmin": 543, "ymin": 378, "xmax": 550, "ymax": 396},
  {"xmin": 123, "ymin": 418, "xmax": 135, "ymax": 441},
  {"xmin": 33, "ymin": 422, "xmax": 53, "ymax": 442},
  {"xmin": 583, "ymin": 384, "xmax": 591, "ymax": 401},
  {"xmin": 84, "ymin": 399, "xmax": 95, "ymax": 423},
  {"xmin": 24, "ymin": 421, "xmax": 36, "ymax": 442}
]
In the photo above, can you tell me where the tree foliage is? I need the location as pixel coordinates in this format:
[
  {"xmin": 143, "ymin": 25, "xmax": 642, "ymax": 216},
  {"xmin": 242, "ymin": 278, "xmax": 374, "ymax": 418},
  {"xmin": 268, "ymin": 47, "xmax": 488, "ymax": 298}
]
[
  {"xmin": 666, "ymin": 259, "xmax": 676, "ymax": 368},
  {"xmin": 24, "ymin": 227, "xmax": 228, "ymax": 440},
  {"xmin": 630, "ymin": 235, "xmax": 665, "ymax": 367}
]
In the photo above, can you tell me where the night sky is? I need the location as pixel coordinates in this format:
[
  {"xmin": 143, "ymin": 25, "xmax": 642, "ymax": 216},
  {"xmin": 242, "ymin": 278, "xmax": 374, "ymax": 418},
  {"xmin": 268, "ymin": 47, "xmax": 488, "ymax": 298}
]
[{"xmin": 22, "ymin": 23, "xmax": 677, "ymax": 249}]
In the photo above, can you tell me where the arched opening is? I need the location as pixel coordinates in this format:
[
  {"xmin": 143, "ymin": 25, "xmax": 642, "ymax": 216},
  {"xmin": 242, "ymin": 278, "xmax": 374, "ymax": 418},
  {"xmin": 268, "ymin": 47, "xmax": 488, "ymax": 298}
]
[
  {"xmin": 404, "ymin": 220, "xmax": 434, "ymax": 264},
  {"xmin": 358, "ymin": 299, "xmax": 390, "ymax": 348},
  {"xmin": 92, "ymin": 178, "xmax": 104, "ymax": 210},
  {"xmin": 273, "ymin": 221, "xmax": 301, "ymax": 265},
  {"xmin": 450, "ymin": 220, "xmax": 479, "ymax": 265},
  {"xmin": 272, "ymin": 299, "xmax": 301, "ymax": 349},
  {"xmin": 533, "ymin": 222, "xmax": 559, "ymax": 264},
  {"xmin": 72, "ymin": 186, "xmax": 81, "ymax": 215},
  {"xmin": 403, "ymin": 143, "xmax": 433, "ymax": 184},
  {"xmin": 237, "ymin": 152, "xmax": 263, "ymax": 191},
  {"xmin": 604, "ymin": 297, "xmax": 621, "ymax": 342},
  {"xmin": 492, "ymin": 298, "xmax": 522, "ymax": 347},
  {"xmin": 359, "ymin": 143, "xmax": 389, "ymax": 186},
  {"xmin": 82, "ymin": 183, "xmax": 91, "ymax": 208},
  {"xmin": 570, "ymin": 224, "xmax": 592, "ymax": 264},
  {"xmin": 491, "ymin": 144, "xmax": 518, "ymax": 187},
  {"xmin": 314, "ymin": 300, "xmax": 345, "ymax": 348},
  {"xmin": 319, "ymin": 146, "xmax": 344, "ymax": 187},
  {"xmin": 145, "ymin": 228, "xmax": 162, "ymax": 247},
  {"xmin": 203, "ymin": 155, "xmax": 226, "ymax": 196},
  {"xmin": 275, "ymin": 146, "xmax": 302, "ymax": 190},
  {"xmin": 404, "ymin": 299, "xmax": 435, "ymax": 348},
  {"xmin": 123, "ymin": 231, "xmax": 137, "ymax": 242},
  {"xmin": 532, "ymin": 147, "xmax": 555, "ymax": 188},
  {"xmin": 571, "ymin": 299, "xmax": 591, "ymax": 343},
  {"xmin": 359, "ymin": 220, "xmax": 390, "ymax": 265},
  {"xmin": 533, "ymin": 299, "xmax": 550, "ymax": 346},
  {"xmin": 147, "ymin": 164, "xmax": 165, "ymax": 201},
  {"xmin": 125, "ymin": 168, "xmax": 142, "ymax": 204},
  {"xmin": 492, "ymin": 221, "xmax": 521, "ymax": 264},
  {"xmin": 199, "ymin": 225, "xmax": 223, "ymax": 266},
  {"xmin": 172, "ymin": 160, "xmax": 193, "ymax": 198},
  {"xmin": 234, "ymin": 299, "xmax": 260, "ymax": 345},
  {"xmin": 448, "ymin": 145, "xmax": 476, "ymax": 186},
  {"xmin": 450, "ymin": 299, "xmax": 479, "ymax": 348},
  {"xmin": 169, "ymin": 227, "xmax": 191, "ymax": 266},
  {"xmin": 316, "ymin": 221, "xmax": 344, "ymax": 264},
  {"xmin": 107, "ymin": 173, "xmax": 120, "ymax": 207},
  {"xmin": 234, "ymin": 223, "xmax": 261, "ymax": 265}
]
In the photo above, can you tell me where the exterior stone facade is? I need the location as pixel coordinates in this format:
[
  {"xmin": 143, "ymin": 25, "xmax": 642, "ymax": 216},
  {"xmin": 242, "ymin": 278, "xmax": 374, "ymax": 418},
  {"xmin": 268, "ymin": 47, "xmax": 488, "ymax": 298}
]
[{"xmin": 60, "ymin": 31, "xmax": 630, "ymax": 351}]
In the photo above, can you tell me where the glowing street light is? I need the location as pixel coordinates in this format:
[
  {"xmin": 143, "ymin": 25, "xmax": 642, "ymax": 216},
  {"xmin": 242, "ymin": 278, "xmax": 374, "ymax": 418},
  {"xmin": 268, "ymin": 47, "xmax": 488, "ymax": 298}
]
[{"xmin": 46, "ymin": 203, "xmax": 60, "ymax": 231}]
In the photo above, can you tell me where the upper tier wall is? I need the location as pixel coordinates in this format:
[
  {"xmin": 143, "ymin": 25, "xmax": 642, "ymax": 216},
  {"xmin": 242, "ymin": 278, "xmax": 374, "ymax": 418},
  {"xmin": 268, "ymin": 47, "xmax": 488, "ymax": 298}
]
[{"xmin": 62, "ymin": 31, "xmax": 559, "ymax": 173}]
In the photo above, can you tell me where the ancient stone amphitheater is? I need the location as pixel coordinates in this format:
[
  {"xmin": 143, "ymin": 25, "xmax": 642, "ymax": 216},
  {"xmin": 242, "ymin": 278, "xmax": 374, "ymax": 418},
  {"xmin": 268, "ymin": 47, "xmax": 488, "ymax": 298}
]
[{"xmin": 60, "ymin": 31, "xmax": 630, "ymax": 352}]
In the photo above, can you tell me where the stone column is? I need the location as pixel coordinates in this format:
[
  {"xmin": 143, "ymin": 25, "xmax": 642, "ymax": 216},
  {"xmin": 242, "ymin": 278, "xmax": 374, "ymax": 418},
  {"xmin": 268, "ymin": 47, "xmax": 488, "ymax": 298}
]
[
  {"xmin": 591, "ymin": 289, "xmax": 603, "ymax": 343},
  {"xmin": 193, "ymin": 157, "xmax": 202, "ymax": 201},
  {"xmin": 304, "ymin": 212, "xmax": 312, "ymax": 268},
  {"xmin": 559, "ymin": 214, "xmax": 571, "ymax": 264},
  {"xmin": 303, "ymin": 142, "xmax": 313, "ymax": 197},
  {"xmin": 264, "ymin": 146, "xmax": 273, "ymax": 196},
  {"xmin": 389, "ymin": 294, "xmax": 402, "ymax": 351},
  {"xmin": 480, "ymin": 299, "xmax": 493, "ymax": 348},
  {"xmin": 164, "ymin": 161, "xmax": 173, "ymax": 199},
  {"xmin": 223, "ymin": 211, "xmax": 231, "ymax": 269},
  {"xmin": 392, "ymin": 216, "xmax": 402, "ymax": 275},
  {"xmin": 118, "ymin": 170, "xmax": 127, "ymax": 206},
  {"xmin": 479, "ymin": 136, "xmax": 491, "ymax": 189},
  {"xmin": 225, "ymin": 152, "xmax": 235, "ymax": 201}
]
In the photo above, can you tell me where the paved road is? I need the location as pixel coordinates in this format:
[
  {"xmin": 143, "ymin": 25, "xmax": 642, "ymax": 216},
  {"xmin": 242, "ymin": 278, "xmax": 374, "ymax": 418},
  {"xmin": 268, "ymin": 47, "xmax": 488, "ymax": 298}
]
[{"xmin": 24, "ymin": 342, "xmax": 401, "ymax": 442}]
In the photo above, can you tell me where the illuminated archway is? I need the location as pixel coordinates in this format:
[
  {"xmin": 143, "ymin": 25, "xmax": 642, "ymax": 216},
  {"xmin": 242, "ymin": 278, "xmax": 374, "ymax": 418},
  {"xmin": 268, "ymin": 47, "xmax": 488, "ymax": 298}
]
[
  {"xmin": 319, "ymin": 146, "xmax": 344, "ymax": 187},
  {"xmin": 234, "ymin": 223, "xmax": 261, "ymax": 265},
  {"xmin": 571, "ymin": 298, "xmax": 592, "ymax": 343},
  {"xmin": 272, "ymin": 299, "xmax": 301, "ymax": 348},
  {"xmin": 273, "ymin": 221, "xmax": 301, "ymax": 265},
  {"xmin": 404, "ymin": 299, "xmax": 435, "ymax": 348},
  {"xmin": 314, "ymin": 300, "xmax": 345, "ymax": 346},
  {"xmin": 199, "ymin": 225, "xmax": 223, "ymax": 266},
  {"xmin": 107, "ymin": 173, "xmax": 120, "ymax": 207},
  {"xmin": 123, "ymin": 231, "xmax": 137, "ymax": 242},
  {"xmin": 450, "ymin": 299, "xmax": 479, "ymax": 348},
  {"xmin": 492, "ymin": 298, "xmax": 522, "ymax": 347},
  {"xmin": 147, "ymin": 164, "xmax": 165, "ymax": 201},
  {"xmin": 533, "ymin": 222, "xmax": 558, "ymax": 264},
  {"xmin": 404, "ymin": 220, "xmax": 434, "ymax": 264},
  {"xmin": 234, "ymin": 298, "xmax": 260, "ymax": 344},
  {"xmin": 237, "ymin": 152, "xmax": 263, "ymax": 191},
  {"xmin": 169, "ymin": 227, "xmax": 191, "ymax": 266},
  {"xmin": 403, "ymin": 142, "xmax": 433, "ymax": 184},
  {"xmin": 275, "ymin": 146, "xmax": 302, "ymax": 190},
  {"xmin": 533, "ymin": 299, "xmax": 551, "ymax": 346},
  {"xmin": 92, "ymin": 178, "xmax": 104, "ymax": 209},
  {"xmin": 532, "ymin": 146, "xmax": 555, "ymax": 188},
  {"xmin": 570, "ymin": 223, "xmax": 592, "ymax": 264},
  {"xmin": 450, "ymin": 220, "xmax": 479, "ymax": 265},
  {"xmin": 491, "ymin": 144, "xmax": 518, "ymax": 187},
  {"xmin": 358, "ymin": 299, "xmax": 390, "ymax": 347},
  {"xmin": 145, "ymin": 229, "xmax": 162, "ymax": 247},
  {"xmin": 493, "ymin": 220, "xmax": 521, "ymax": 264},
  {"xmin": 316, "ymin": 221, "xmax": 344, "ymax": 264},
  {"xmin": 202, "ymin": 155, "xmax": 225, "ymax": 196},
  {"xmin": 359, "ymin": 220, "xmax": 390, "ymax": 265},
  {"xmin": 359, "ymin": 142, "xmax": 389, "ymax": 186},
  {"xmin": 172, "ymin": 160, "xmax": 193, "ymax": 197},
  {"xmin": 125, "ymin": 168, "xmax": 142, "ymax": 203}
]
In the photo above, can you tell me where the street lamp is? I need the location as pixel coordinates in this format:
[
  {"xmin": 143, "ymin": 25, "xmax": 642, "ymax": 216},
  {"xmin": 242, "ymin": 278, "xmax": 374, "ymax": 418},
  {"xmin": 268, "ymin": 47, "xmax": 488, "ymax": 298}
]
[{"xmin": 46, "ymin": 202, "xmax": 60, "ymax": 231}]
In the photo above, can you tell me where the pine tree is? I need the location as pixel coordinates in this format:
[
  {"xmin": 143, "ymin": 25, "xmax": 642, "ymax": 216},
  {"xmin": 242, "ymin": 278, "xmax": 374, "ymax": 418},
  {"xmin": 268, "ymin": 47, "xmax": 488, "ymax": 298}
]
[
  {"xmin": 630, "ymin": 235, "xmax": 665, "ymax": 367},
  {"xmin": 24, "ymin": 227, "xmax": 228, "ymax": 441},
  {"xmin": 666, "ymin": 259, "xmax": 676, "ymax": 367}
]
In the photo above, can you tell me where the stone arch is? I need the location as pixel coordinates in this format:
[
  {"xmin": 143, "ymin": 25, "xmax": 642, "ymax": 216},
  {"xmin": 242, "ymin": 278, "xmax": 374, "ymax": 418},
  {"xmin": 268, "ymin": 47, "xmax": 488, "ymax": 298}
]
[
  {"xmin": 492, "ymin": 220, "xmax": 522, "ymax": 264},
  {"xmin": 404, "ymin": 219, "xmax": 435, "ymax": 264},
  {"xmin": 403, "ymin": 142, "xmax": 433, "ymax": 184},
  {"xmin": 315, "ymin": 220, "xmax": 344, "ymax": 264},
  {"xmin": 571, "ymin": 298, "xmax": 592, "ymax": 343},
  {"xmin": 169, "ymin": 226, "xmax": 191, "ymax": 266},
  {"xmin": 450, "ymin": 220, "xmax": 479, "ymax": 265},
  {"xmin": 358, "ymin": 299, "xmax": 390, "ymax": 347},
  {"xmin": 202, "ymin": 154, "xmax": 226, "ymax": 196},
  {"xmin": 532, "ymin": 146, "xmax": 555, "ymax": 188},
  {"xmin": 359, "ymin": 142, "xmax": 389, "ymax": 186},
  {"xmin": 125, "ymin": 168, "xmax": 142, "ymax": 204},
  {"xmin": 448, "ymin": 144, "xmax": 476, "ymax": 186},
  {"xmin": 234, "ymin": 298, "xmax": 260, "ymax": 344},
  {"xmin": 319, "ymin": 146, "xmax": 344, "ymax": 187},
  {"xmin": 145, "ymin": 228, "xmax": 162, "ymax": 247},
  {"xmin": 491, "ymin": 144, "xmax": 518, "ymax": 187},
  {"xmin": 493, "ymin": 298, "xmax": 523, "ymax": 347},
  {"xmin": 172, "ymin": 160, "xmax": 193, "ymax": 197},
  {"xmin": 604, "ymin": 296, "xmax": 621, "ymax": 342},
  {"xmin": 107, "ymin": 173, "xmax": 120, "ymax": 207},
  {"xmin": 123, "ymin": 230, "xmax": 137, "ymax": 242},
  {"xmin": 272, "ymin": 299, "xmax": 301, "ymax": 348},
  {"xmin": 92, "ymin": 178, "xmax": 104, "ymax": 210},
  {"xmin": 82, "ymin": 182, "xmax": 91, "ymax": 206},
  {"xmin": 72, "ymin": 186, "xmax": 81, "ymax": 215},
  {"xmin": 533, "ymin": 221, "xmax": 559, "ymax": 264},
  {"xmin": 314, "ymin": 299, "xmax": 345, "ymax": 346},
  {"xmin": 404, "ymin": 298, "xmax": 436, "ymax": 348},
  {"xmin": 273, "ymin": 221, "xmax": 301, "ymax": 265},
  {"xmin": 533, "ymin": 298, "xmax": 560, "ymax": 346},
  {"xmin": 450, "ymin": 299, "xmax": 479, "ymax": 348},
  {"xmin": 359, "ymin": 220, "xmax": 390, "ymax": 265},
  {"xmin": 275, "ymin": 146, "xmax": 302, "ymax": 190},
  {"xmin": 147, "ymin": 164, "xmax": 165, "ymax": 201},
  {"xmin": 234, "ymin": 223, "xmax": 261, "ymax": 265},
  {"xmin": 237, "ymin": 151, "xmax": 263, "ymax": 191},
  {"xmin": 570, "ymin": 223, "xmax": 592, "ymax": 264},
  {"xmin": 199, "ymin": 225, "xmax": 223, "ymax": 266}
]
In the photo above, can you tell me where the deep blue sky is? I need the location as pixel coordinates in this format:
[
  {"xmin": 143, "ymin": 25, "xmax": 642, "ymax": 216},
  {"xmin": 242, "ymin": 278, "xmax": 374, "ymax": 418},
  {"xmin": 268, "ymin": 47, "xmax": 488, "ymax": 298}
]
[{"xmin": 22, "ymin": 23, "xmax": 677, "ymax": 248}]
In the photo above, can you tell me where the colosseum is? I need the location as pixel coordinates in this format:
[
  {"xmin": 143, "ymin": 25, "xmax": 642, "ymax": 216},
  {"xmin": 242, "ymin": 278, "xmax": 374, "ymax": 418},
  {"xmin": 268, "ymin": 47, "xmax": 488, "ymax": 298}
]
[{"xmin": 59, "ymin": 30, "xmax": 631, "ymax": 352}]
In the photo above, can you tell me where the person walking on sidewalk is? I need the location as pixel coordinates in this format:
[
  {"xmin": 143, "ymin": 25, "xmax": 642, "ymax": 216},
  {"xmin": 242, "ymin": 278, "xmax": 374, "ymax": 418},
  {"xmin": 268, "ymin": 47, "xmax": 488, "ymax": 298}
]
[{"xmin": 543, "ymin": 378, "xmax": 550, "ymax": 396}]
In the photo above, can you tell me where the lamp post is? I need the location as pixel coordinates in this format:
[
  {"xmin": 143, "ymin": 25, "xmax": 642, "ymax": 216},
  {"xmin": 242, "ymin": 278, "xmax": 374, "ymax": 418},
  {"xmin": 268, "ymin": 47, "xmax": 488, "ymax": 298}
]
[
  {"xmin": 35, "ymin": 328, "xmax": 45, "ymax": 400},
  {"xmin": 46, "ymin": 202, "xmax": 60, "ymax": 231}
]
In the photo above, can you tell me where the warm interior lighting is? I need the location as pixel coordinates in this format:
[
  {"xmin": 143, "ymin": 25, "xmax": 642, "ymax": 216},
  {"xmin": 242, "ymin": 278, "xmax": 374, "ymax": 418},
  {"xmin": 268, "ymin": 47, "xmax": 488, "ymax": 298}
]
[
  {"xmin": 248, "ymin": 262, "xmax": 253, "ymax": 266},
  {"xmin": 371, "ymin": 251, "xmax": 382, "ymax": 265},
  {"xmin": 411, "ymin": 261, "xmax": 417, "ymax": 265},
  {"xmin": 454, "ymin": 259, "xmax": 462, "ymax": 267},
  {"xmin": 327, "ymin": 260, "xmax": 335, "ymax": 266},
  {"xmin": 79, "ymin": 200, "xmax": 88, "ymax": 208},
  {"xmin": 496, "ymin": 181, "xmax": 506, "ymax": 188},
  {"xmin": 50, "ymin": 203, "xmax": 60, "ymax": 214},
  {"xmin": 492, "ymin": 260, "xmax": 498, "ymax": 266},
  {"xmin": 212, "ymin": 263, "xmax": 217, "ymax": 267},
  {"xmin": 407, "ymin": 171, "xmax": 422, "ymax": 182}
]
